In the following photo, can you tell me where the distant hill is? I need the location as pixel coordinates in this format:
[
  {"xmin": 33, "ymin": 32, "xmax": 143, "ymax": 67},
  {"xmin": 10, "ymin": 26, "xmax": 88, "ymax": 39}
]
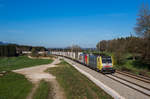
[
  {"xmin": 0, "ymin": 41, "xmax": 5, "ymax": 45},
  {"xmin": 0, "ymin": 41, "xmax": 9, "ymax": 45}
]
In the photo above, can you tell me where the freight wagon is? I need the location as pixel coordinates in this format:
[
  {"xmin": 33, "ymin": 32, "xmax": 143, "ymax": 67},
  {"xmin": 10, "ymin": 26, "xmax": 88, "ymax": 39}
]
[{"xmin": 51, "ymin": 51, "xmax": 115, "ymax": 74}]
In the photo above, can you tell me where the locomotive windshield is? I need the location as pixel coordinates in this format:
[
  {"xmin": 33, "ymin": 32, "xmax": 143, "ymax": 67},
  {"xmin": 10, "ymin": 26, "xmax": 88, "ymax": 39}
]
[{"xmin": 102, "ymin": 58, "xmax": 112, "ymax": 63}]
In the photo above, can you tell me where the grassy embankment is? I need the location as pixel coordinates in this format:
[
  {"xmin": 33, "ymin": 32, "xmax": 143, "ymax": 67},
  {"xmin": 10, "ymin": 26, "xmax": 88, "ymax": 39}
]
[
  {"xmin": 0, "ymin": 56, "xmax": 53, "ymax": 72},
  {"xmin": 47, "ymin": 60, "xmax": 113, "ymax": 99},
  {"xmin": 33, "ymin": 80, "xmax": 52, "ymax": 99},
  {"xmin": 0, "ymin": 72, "xmax": 33, "ymax": 99},
  {"xmin": 116, "ymin": 53, "xmax": 150, "ymax": 77}
]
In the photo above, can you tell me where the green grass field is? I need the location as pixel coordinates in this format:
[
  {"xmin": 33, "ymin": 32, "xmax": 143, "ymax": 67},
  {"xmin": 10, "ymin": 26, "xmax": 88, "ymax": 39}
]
[
  {"xmin": 47, "ymin": 60, "xmax": 112, "ymax": 99},
  {"xmin": 33, "ymin": 80, "xmax": 52, "ymax": 99},
  {"xmin": 0, "ymin": 56, "xmax": 53, "ymax": 72},
  {"xmin": 0, "ymin": 72, "xmax": 33, "ymax": 99}
]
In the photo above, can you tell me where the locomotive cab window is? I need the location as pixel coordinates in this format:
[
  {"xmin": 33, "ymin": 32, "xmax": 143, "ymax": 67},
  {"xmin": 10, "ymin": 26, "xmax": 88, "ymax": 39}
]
[
  {"xmin": 107, "ymin": 58, "xmax": 112, "ymax": 63},
  {"xmin": 102, "ymin": 58, "xmax": 112, "ymax": 63}
]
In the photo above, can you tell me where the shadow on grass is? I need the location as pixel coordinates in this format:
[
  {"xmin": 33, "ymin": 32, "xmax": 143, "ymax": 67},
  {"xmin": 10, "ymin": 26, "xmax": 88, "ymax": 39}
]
[{"xmin": 132, "ymin": 60, "xmax": 150, "ymax": 70}]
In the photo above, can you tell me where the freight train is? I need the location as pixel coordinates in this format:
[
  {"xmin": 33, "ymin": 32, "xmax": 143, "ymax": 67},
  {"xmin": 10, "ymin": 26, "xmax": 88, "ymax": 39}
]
[{"xmin": 51, "ymin": 51, "xmax": 115, "ymax": 74}]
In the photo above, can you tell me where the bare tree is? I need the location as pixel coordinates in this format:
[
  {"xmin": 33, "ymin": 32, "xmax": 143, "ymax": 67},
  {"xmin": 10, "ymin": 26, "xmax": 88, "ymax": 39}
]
[
  {"xmin": 134, "ymin": 3, "xmax": 150, "ymax": 39},
  {"xmin": 67, "ymin": 45, "xmax": 82, "ymax": 52},
  {"xmin": 96, "ymin": 40, "xmax": 107, "ymax": 52},
  {"xmin": 134, "ymin": 3, "xmax": 150, "ymax": 63}
]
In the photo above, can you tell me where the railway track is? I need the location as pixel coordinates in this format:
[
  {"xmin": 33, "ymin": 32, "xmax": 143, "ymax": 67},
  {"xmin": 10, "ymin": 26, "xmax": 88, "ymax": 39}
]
[
  {"xmin": 78, "ymin": 62, "xmax": 150, "ymax": 97},
  {"xmin": 116, "ymin": 70, "xmax": 150, "ymax": 83},
  {"xmin": 60, "ymin": 56, "xmax": 150, "ymax": 97},
  {"xmin": 105, "ymin": 73, "xmax": 150, "ymax": 97}
]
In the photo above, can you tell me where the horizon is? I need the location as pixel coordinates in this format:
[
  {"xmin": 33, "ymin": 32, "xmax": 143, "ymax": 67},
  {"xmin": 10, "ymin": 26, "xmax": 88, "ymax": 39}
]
[{"xmin": 0, "ymin": 0, "xmax": 150, "ymax": 48}]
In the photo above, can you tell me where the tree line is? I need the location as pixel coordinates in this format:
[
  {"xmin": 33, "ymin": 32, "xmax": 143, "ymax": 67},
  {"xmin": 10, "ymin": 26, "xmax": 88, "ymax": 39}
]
[
  {"xmin": 0, "ymin": 44, "xmax": 46, "ymax": 57},
  {"xmin": 96, "ymin": 37, "xmax": 149, "ymax": 64},
  {"xmin": 16, "ymin": 45, "xmax": 46, "ymax": 53},
  {"xmin": 97, "ymin": 3, "xmax": 150, "ymax": 65},
  {"xmin": 0, "ymin": 45, "xmax": 17, "ymax": 57},
  {"xmin": 49, "ymin": 45, "xmax": 83, "ymax": 52}
]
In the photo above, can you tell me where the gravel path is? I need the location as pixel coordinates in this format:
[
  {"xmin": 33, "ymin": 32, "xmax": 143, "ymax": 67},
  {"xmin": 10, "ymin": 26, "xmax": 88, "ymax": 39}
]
[
  {"xmin": 13, "ymin": 58, "xmax": 65, "ymax": 99},
  {"xmin": 64, "ymin": 58, "xmax": 150, "ymax": 99}
]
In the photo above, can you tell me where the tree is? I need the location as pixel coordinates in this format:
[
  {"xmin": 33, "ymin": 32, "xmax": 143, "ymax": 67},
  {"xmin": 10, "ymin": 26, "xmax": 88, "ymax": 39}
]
[
  {"xmin": 0, "ymin": 45, "xmax": 16, "ymax": 57},
  {"xmin": 0, "ymin": 46, "xmax": 3, "ymax": 56},
  {"xmin": 67, "ymin": 45, "xmax": 82, "ymax": 52},
  {"xmin": 134, "ymin": 3, "xmax": 150, "ymax": 64},
  {"xmin": 96, "ymin": 40, "xmax": 107, "ymax": 52},
  {"xmin": 134, "ymin": 4, "xmax": 150, "ymax": 39},
  {"xmin": 8, "ymin": 45, "xmax": 16, "ymax": 57},
  {"xmin": 31, "ymin": 48, "xmax": 38, "ymax": 57},
  {"xmin": 127, "ymin": 37, "xmax": 140, "ymax": 60}
]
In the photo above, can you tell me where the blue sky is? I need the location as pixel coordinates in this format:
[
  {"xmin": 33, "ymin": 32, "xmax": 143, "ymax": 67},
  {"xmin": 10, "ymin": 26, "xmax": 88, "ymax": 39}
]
[{"xmin": 0, "ymin": 0, "xmax": 149, "ymax": 48}]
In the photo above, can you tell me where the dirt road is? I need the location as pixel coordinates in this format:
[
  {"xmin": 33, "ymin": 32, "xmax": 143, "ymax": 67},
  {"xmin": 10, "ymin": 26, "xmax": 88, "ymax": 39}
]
[{"xmin": 13, "ymin": 58, "xmax": 65, "ymax": 99}]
